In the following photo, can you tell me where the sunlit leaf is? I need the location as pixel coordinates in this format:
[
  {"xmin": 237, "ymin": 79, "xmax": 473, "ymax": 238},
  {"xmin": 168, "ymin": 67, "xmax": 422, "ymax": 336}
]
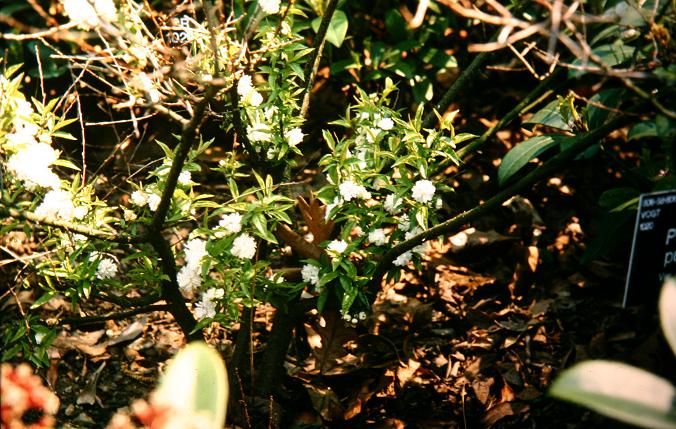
[
  {"xmin": 660, "ymin": 278, "xmax": 676, "ymax": 356},
  {"xmin": 155, "ymin": 342, "xmax": 228, "ymax": 429},
  {"xmin": 550, "ymin": 360, "xmax": 676, "ymax": 429},
  {"xmin": 498, "ymin": 135, "xmax": 572, "ymax": 186}
]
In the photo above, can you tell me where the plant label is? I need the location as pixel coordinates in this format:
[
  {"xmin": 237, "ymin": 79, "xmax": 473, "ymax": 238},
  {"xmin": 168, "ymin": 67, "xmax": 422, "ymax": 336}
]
[{"xmin": 624, "ymin": 189, "xmax": 676, "ymax": 307}]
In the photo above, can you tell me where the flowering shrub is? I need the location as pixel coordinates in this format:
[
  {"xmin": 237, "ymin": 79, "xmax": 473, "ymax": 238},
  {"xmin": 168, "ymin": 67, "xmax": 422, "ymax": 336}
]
[
  {"xmin": 1, "ymin": 0, "xmax": 670, "ymax": 425},
  {"xmin": 0, "ymin": 0, "xmax": 468, "ymax": 364}
]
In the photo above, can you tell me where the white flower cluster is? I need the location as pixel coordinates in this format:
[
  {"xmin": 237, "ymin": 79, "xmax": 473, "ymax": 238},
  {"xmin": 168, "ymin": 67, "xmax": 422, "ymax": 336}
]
[
  {"xmin": 285, "ymin": 127, "xmax": 305, "ymax": 147},
  {"xmin": 89, "ymin": 252, "xmax": 118, "ymax": 280},
  {"xmin": 130, "ymin": 189, "xmax": 162, "ymax": 212},
  {"xmin": 6, "ymin": 141, "xmax": 60, "ymax": 191},
  {"xmin": 35, "ymin": 190, "xmax": 76, "ymax": 221},
  {"xmin": 411, "ymin": 179, "xmax": 436, "ymax": 203},
  {"xmin": 3, "ymin": 98, "xmax": 62, "ymax": 191},
  {"xmin": 61, "ymin": 0, "xmax": 117, "ymax": 29},
  {"xmin": 383, "ymin": 194, "xmax": 402, "ymax": 214},
  {"xmin": 258, "ymin": 0, "xmax": 281, "ymax": 14},
  {"xmin": 177, "ymin": 238, "xmax": 208, "ymax": 293},
  {"xmin": 339, "ymin": 180, "xmax": 371, "ymax": 202},
  {"xmin": 215, "ymin": 212, "xmax": 242, "ymax": 237},
  {"xmin": 193, "ymin": 287, "xmax": 224, "ymax": 320},
  {"xmin": 354, "ymin": 112, "xmax": 395, "ymax": 145},
  {"xmin": 368, "ymin": 228, "xmax": 388, "ymax": 246},
  {"xmin": 393, "ymin": 251, "xmax": 412, "ymax": 266},
  {"xmin": 327, "ymin": 239, "xmax": 348, "ymax": 256},
  {"xmin": 237, "ymin": 75, "xmax": 263, "ymax": 107},
  {"xmin": 231, "ymin": 233, "xmax": 257, "ymax": 259},
  {"xmin": 301, "ymin": 264, "xmax": 320, "ymax": 286}
]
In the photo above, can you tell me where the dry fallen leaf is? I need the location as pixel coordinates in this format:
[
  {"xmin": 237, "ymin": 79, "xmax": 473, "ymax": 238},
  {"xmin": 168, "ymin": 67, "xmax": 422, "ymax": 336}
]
[
  {"xmin": 51, "ymin": 330, "xmax": 108, "ymax": 357},
  {"xmin": 297, "ymin": 195, "xmax": 334, "ymax": 244}
]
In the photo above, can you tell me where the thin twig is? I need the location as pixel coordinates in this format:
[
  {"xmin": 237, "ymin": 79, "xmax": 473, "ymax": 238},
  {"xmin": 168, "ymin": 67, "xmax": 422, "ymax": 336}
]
[{"xmin": 1, "ymin": 22, "xmax": 79, "ymax": 40}]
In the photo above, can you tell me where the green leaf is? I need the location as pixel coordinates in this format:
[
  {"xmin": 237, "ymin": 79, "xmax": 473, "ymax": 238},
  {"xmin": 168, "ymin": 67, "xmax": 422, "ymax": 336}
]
[
  {"xmin": 498, "ymin": 135, "xmax": 572, "ymax": 186},
  {"xmin": 155, "ymin": 342, "xmax": 228, "ymax": 428},
  {"xmin": 524, "ymin": 99, "xmax": 573, "ymax": 131},
  {"xmin": 569, "ymin": 43, "xmax": 637, "ymax": 78},
  {"xmin": 31, "ymin": 292, "xmax": 56, "ymax": 309},
  {"xmin": 660, "ymin": 278, "xmax": 676, "ymax": 357},
  {"xmin": 587, "ymin": 89, "xmax": 625, "ymax": 129},
  {"xmin": 251, "ymin": 213, "xmax": 277, "ymax": 244},
  {"xmin": 550, "ymin": 360, "xmax": 676, "ymax": 429},
  {"xmin": 311, "ymin": 10, "xmax": 349, "ymax": 48}
]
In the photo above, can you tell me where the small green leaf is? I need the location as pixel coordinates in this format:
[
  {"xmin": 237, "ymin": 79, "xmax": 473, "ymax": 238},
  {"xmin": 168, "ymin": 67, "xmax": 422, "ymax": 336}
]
[
  {"xmin": 498, "ymin": 135, "xmax": 572, "ymax": 186},
  {"xmin": 587, "ymin": 89, "xmax": 625, "ymax": 129},
  {"xmin": 524, "ymin": 100, "xmax": 573, "ymax": 131},
  {"xmin": 312, "ymin": 10, "xmax": 349, "ymax": 48},
  {"xmin": 550, "ymin": 360, "xmax": 676, "ymax": 429}
]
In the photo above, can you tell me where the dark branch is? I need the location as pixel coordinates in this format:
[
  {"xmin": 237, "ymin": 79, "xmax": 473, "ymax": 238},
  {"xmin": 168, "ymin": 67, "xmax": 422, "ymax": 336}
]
[
  {"xmin": 60, "ymin": 304, "xmax": 170, "ymax": 326},
  {"xmin": 300, "ymin": 0, "xmax": 339, "ymax": 118}
]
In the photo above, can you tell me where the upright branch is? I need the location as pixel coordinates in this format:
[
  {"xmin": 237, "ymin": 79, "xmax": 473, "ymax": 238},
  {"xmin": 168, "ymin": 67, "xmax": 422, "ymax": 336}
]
[
  {"xmin": 300, "ymin": 0, "xmax": 339, "ymax": 118},
  {"xmin": 145, "ymin": 85, "xmax": 220, "ymax": 340}
]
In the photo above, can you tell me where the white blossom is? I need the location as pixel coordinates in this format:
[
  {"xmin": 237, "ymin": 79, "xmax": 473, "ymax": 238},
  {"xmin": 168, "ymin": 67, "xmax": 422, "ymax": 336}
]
[
  {"xmin": 61, "ymin": 0, "xmax": 116, "ymax": 29},
  {"xmin": 285, "ymin": 127, "xmax": 305, "ymax": 146},
  {"xmin": 327, "ymin": 239, "xmax": 348, "ymax": 255},
  {"xmin": 247, "ymin": 123, "xmax": 271, "ymax": 142},
  {"xmin": 204, "ymin": 287, "xmax": 224, "ymax": 301},
  {"xmin": 6, "ymin": 142, "xmax": 61, "ymax": 190},
  {"xmin": 264, "ymin": 106, "xmax": 278, "ymax": 121},
  {"xmin": 177, "ymin": 265, "xmax": 202, "ymax": 293},
  {"xmin": 194, "ymin": 298, "xmax": 217, "ymax": 320},
  {"xmin": 218, "ymin": 213, "xmax": 243, "ymax": 235},
  {"xmin": 368, "ymin": 228, "xmax": 388, "ymax": 246},
  {"xmin": 259, "ymin": 0, "xmax": 281, "ymax": 14},
  {"xmin": 383, "ymin": 194, "xmax": 402, "ymax": 214},
  {"xmin": 147, "ymin": 193, "xmax": 161, "ymax": 211},
  {"xmin": 237, "ymin": 75, "xmax": 263, "ymax": 106},
  {"xmin": 35, "ymin": 189, "xmax": 75, "ymax": 220},
  {"xmin": 301, "ymin": 264, "xmax": 320, "ymax": 286},
  {"xmin": 248, "ymin": 91, "xmax": 263, "ymax": 107},
  {"xmin": 398, "ymin": 214, "xmax": 410, "ymax": 231},
  {"xmin": 178, "ymin": 170, "xmax": 192, "ymax": 185},
  {"xmin": 184, "ymin": 238, "xmax": 208, "ymax": 268},
  {"xmin": 393, "ymin": 251, "xmax": 412, "ymax": 266},
  {"xmin": 411, "ymin": 179, "xmax": 436, "ymax": 203},
  {"xmin": 130, "ymin": 190, "xmax": 148, "ymax": 206},
  {"xmin": 231, "ymin": 233, "xmax": 257, "ymax": 259},
  {"xmin": 339, "ymin": 180, "xmax": 371, "ymax": 202},
  {"xmin": 376, "ymin": 117, "xmax": 394, "ymax": 131},
  {"xmin": 73, "ymin": 206, "xmax": 89, "ymax": 220},
  {"xmin": 95, "ymin": 258, "xmax": 118, "ymax": 280},
  {"xmin": 358, "ymin": 311, "xmax": 367, "ymax": 321}
]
